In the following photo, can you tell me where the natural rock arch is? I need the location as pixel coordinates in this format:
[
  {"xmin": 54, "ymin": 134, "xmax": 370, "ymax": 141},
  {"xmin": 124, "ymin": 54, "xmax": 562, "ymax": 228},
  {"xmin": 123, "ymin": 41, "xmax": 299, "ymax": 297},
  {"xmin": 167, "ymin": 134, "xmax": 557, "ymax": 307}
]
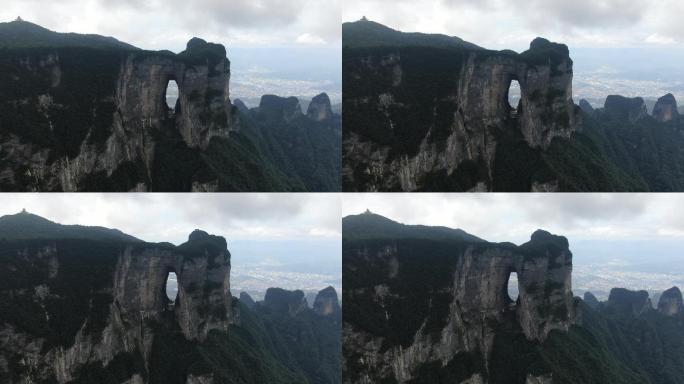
[
  {"xmin": 506, "ymin": 78, "xmax": 521, "ymax": 117},
  {"xmin": 163, "ymin": 269, "xmax": 179, "ymax": 310},
  {"xmin": 163, "ymin": 77, "xmax": 180, "ymax": 117},
  {"xmin": 506, "ymin": 270, "xmax": 520, "ymax": 304}
]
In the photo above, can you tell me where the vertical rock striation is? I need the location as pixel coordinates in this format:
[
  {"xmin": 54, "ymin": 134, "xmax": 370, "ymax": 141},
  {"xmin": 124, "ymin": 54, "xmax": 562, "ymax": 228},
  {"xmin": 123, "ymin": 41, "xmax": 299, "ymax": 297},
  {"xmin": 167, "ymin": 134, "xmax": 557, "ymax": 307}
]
[
  {"xmin": 0, "ymin": 37, "xmax": 236, "ymax": 191},
  {"xmin": 342, "ymin": 213, "xmax": 575, "ymax": 383},
  {"xmin": 343, "ymin": 20, "xmax": 580, "ymax": 191},
  {"xmin": 0, "ymin": 229, "xmax": 235, "ymax": 383}
]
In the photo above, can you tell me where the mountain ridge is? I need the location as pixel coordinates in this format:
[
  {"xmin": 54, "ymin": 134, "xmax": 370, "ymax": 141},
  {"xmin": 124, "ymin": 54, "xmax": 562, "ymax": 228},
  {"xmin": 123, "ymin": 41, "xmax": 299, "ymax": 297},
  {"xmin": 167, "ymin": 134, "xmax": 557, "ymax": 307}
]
[
  {"xmin": 0, "ymin": 210, "xmax": 141, "ymax": 242},
  {"xmin": 0, "ymin": 18, "xmax": 138, "ymax": 50}
]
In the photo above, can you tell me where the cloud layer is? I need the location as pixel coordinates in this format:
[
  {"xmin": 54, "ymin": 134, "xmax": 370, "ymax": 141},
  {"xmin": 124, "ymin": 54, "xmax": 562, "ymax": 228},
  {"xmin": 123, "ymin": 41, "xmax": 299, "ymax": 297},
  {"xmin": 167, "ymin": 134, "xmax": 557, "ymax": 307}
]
[
  {"xmin": 342, "ymin": 193, "xmax": 684, "ymax": 245},
  {"xmin": 343, "ymin": 0, "xmax": 684, "ymax": 50},
  {"xmin": 1, "ymin": 0, "xmax": 341, "ymax": 50},
  {"xmin": 0, "ymin": 193, "xmax": 341, "ymax": 244}
]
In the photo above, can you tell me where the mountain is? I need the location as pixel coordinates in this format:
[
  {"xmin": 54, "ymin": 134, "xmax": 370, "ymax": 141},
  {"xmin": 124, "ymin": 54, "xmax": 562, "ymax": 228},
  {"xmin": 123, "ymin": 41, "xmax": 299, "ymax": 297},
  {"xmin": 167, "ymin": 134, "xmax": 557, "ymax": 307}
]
[
  {"xmin": 342, "ymin": 212, "xmax": 684, "ymax": 383},
  {"xmin": 343, "ymin": 18, "xmax": 482, "ymax": 50},
  {"xmin": 0, "ymin": 18, "xmax": 137, "ymax": 49},
  {"xmin": 0, "ymin": 213, "xmax": 340, "ymax": 383},
  {"xmin": 239, "ymin": 93, "xmax": 342, "ymax": 192},
  {"xmin": 342, "ymin": 19, "xmax": 684, "ymax": 192},
  {"xmin": 342, "ymin": 210, "xmax": 484, "ymax": 242},
  {"xmin": 0, "ymin": 20, "xmax": 340, "ymax": 192},
  {"xmin": 0, "ymin": 209, "xmax": 140, "ymax": 242},
  {"xmin": 246, "ymin": 286, "xmax": 342, "ymax": 384},
  {"xmin": 573, "ymin": 95, "xmax": 684, "ymax": 191}
]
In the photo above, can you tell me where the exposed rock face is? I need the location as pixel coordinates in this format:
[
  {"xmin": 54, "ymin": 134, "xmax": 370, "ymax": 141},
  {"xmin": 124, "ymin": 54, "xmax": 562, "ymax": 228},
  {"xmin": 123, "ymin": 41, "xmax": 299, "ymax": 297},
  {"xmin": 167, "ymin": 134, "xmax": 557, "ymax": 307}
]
[
  {"xmin": 583, "ymin": 291, "xmax": 600, "ymax": 309},
  {"xmin": 258, "ymin": 95, "xmax": 303, "ymax": 122},
  {"xmin": 607, "ymin": 288, "xmax": 652, "ymax": 316},
  {"xmin": 604, "ymin": 95, "xmax": 647, "ymax": 123},
  {"xmin": 239, "ymin": 291, "xmax": 256, "ymax": 310},
  {"xmin": 0, "ymin": 37, "xmax": 235, "ymax": 191},
  {"xmin": 343, "ymin": 220, "xmax": 575, "ymax": 383},
  {"xmin": 307, "ymin": 93, "xmax": 334, "ymax": 122},
  {"xmin": 264, "ymin": 288, "xmax": 308, "ymax": 317},
  {"xmin": 579, "ymin": 99, "xmax": 594, "ymax": 113},
  {"xmin": 0, "ymin": 230, "xmax": 235, "ymax": 383},
  {"xmin": 117, "ymin": 38, "xmax": 234, "ymax": 150},
  {"xmin": 313, "ymin": 286, "xmax": 341, "ymax": 316},
  {"xmin": 658, "ymin": 286, "xmax": 684, "ymax": 316},
  {"xmin": 233, "ymin": 98, "xmax": 250, "ymax": 114},
  {"xmin": 115, "ymin": 230, "xmax": 234, "ymax": 343},
  {"xmin": 653, "ymin": 93, "xmax": 680, "ymax": 123},
  {"xmin": 343, "ymin": 21, "xmax": 580, "ymax": 191}
]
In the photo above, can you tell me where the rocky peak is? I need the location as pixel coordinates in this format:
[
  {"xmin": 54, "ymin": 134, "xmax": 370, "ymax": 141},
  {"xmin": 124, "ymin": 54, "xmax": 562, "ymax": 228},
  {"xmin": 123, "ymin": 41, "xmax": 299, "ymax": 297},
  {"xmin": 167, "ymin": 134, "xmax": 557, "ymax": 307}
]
[
  {"xmin": 233, "ymin": 98, "xmax": 250, "ymax": 114},
  {"xmin": 258, "ymin": 95, "xmax": 303, "ymax": 122},
  {"xmin": 604, "ymin": 95, "xmax": 648, "ymax": 123},
  {"xmin": 306, "ymin": 92, "xmax": 333, "ymax": 122},
  {"xmin": 607, "ymin": 288, "xmax": 652, "ymax": 316},
  {"xmin": 657, "ymin": 286, "xmax": 684, "ymax": 316},
  {"xmin": 652, "ymin": 93, "xmax": 679, "ymax": 123},
  {"xmin": 239, "ymin": 292, "xmax": 256, "ymax": 310},
  {"xmin": 313, "ymin": 286, "xmax": 341, "ymax": 316},
  {"xmin": 579, "ymin": 99, "xmax": 594, "ymax": 113},
  {"xmin": 264, "ymin": 288, "xmax": 308, "ymax": 317},
  {"xmin": 528, "ymin": 37, "xmax": 570, "ymax": 56},
  {"xmin": 583, "ymin": 291, "xmax": 600, "ymax": 309}
]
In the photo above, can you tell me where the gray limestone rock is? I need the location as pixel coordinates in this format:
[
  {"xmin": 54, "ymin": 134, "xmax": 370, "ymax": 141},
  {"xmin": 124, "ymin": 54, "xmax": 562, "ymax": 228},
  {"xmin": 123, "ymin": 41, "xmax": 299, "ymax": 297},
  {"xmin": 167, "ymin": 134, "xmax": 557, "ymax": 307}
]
[
  {"xmin": 658, "ymin": 286, "xmax": 684, "ymax": 316},
  {"xmin": 653, "ymin": 93, "xmax": 680, "ymax": 123}
]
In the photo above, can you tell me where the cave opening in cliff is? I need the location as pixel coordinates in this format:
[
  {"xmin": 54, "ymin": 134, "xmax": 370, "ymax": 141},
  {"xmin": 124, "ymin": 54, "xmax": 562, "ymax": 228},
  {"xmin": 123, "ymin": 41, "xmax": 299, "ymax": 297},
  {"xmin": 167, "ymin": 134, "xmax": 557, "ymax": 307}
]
[
  {"xmin": 507, "ymin": 79, "xmax": 521, "ymax": 116},
  {"xmin": 506, "ymin": 271, "xmax": 519, "ymax": 304},
  {"xmin": 164, "ymin": 271, "xmax": 179, "ymax": 310},
  {"xmin": 164, "ymin": 79, "xmax": 179, "ymax": 117}
]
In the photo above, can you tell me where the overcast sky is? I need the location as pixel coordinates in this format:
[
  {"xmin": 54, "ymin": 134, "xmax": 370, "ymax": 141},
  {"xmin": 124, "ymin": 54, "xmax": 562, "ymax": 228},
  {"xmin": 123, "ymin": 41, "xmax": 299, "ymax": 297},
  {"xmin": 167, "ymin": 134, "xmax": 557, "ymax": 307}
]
[
  {"xmin": 1, "ymin": 0, "xmax": 341, "ymax": 51},
  {"xmin": 0, "ymin": 193, "xmax": 341, "ymax": 244},
  {"xmin": 343, "ymin": 193, "xmax": 684, "ymax": 245},
  {"xmin": 343, "ymin": 0, "xmax": 684, "ymax": 51}
]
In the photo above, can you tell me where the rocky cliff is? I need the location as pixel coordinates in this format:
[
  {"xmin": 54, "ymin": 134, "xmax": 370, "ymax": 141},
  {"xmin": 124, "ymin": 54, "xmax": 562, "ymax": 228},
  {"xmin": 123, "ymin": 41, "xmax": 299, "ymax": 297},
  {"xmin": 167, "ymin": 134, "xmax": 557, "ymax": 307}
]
[
  {"xmin": 603, "ymin": 95, "xmax": 648, "ymax": 123},
  {"xmin": 652, "ymin": 93, "xmax": 680, "ymax": 123},
  {"xmin": 0, "ymin": 23, "xmax": 236, "ymax": 191},
  {"xmin": 0, "ymin": 225, "xmax": 235, "ymax": 383},
  {"xmin": 0, "ymin": 19, "xmax": 341, "ymax": 192},
  {"xmin": 248, "ymin": 286, "xmax": 343, "ymax": 384},
  {"xmin": 238, "ymin": 93, "xmax": 342, "ymax": 191},
  {"xmin": 313, "ymin": 286, "xmax": 341, "ymax": 317},
  {"xmin": 343, "ymin": 19, "xmax": 580, "ymax": 191},
  {"xmin": 342, "ymin": 212, "xmax": 575, "ymax": 383},
  {"xmin": 657, "ymin": 286, "xmax": 684, "ymax": 316}
]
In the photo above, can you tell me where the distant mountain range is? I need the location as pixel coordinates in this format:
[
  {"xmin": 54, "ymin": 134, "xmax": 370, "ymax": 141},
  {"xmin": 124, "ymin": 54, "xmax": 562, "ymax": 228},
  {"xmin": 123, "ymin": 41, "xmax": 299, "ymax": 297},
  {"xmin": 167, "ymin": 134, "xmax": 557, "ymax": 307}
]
[
  {"xmin": 343, "ymin": 212, "xmax": 684, "ymax": 383},
  {"xmin": 342, "ymin": 19, "xmax": 684, "ymax": 192},
  {"xmin": 0, "ymin": 19, "xmax": 341, "ymax": 192}
]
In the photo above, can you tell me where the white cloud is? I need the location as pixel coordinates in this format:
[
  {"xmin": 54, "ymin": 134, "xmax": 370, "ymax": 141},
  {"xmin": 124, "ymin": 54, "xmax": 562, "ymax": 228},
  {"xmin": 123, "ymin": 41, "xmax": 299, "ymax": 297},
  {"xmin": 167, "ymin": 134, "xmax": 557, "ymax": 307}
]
[
  {"xmin": 296, "ymin": 33, "xmax": 326, "ymax": 44},
  {"xmin": 0, "ymin": 193, "xmax": 342, "ymax": 244},
  {"xmin": 645, "ymin": 33, "xmax": 677, "ymax": 45},
  {"xmin": 0, "ymin": 0, "xmax": 341, "ymax": 50},
  {"xmin": 343, "ymin": 0, "xmax": 684, "ymax": 50},
  {"xmin": 342, "ymin": 193, "xmax": 684, "ymax": 245}
]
